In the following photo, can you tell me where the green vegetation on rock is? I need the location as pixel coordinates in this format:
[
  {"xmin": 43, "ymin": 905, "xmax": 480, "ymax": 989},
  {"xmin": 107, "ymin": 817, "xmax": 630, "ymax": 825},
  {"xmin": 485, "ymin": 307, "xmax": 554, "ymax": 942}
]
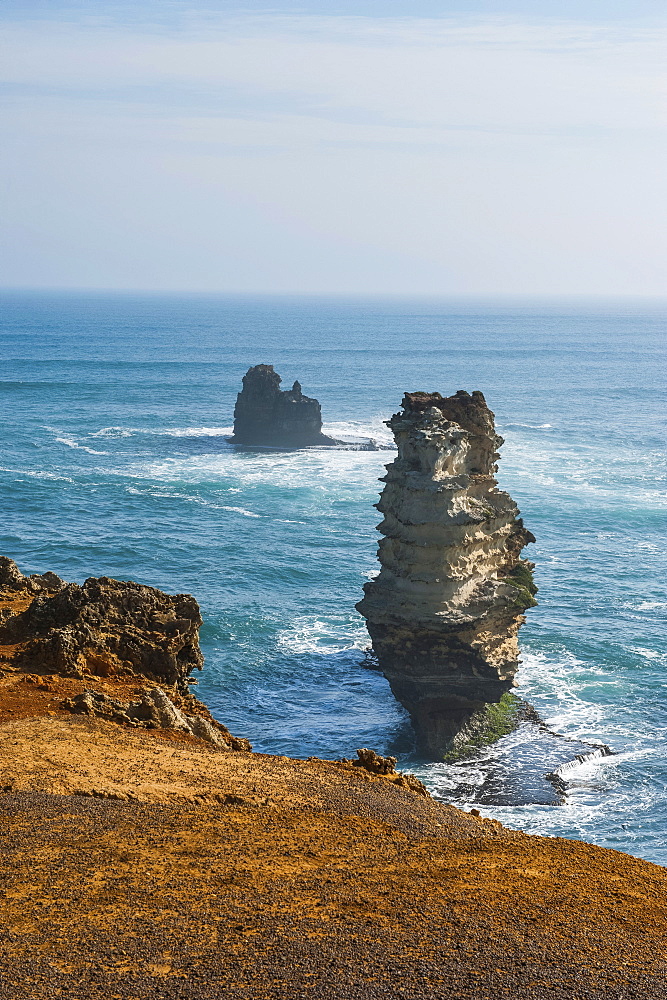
[
  {"xmin": 442, "ymin": 692, "xmax": 525, "ymax": 762},
  {"xmin": 507, "ymin": 560, "xmax": 538, "ymax": 610}
]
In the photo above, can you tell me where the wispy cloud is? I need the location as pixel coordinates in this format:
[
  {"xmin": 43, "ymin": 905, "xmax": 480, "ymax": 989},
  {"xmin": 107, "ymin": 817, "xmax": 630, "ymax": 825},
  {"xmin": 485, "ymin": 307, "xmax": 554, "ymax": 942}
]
[
  {"xmin": 1, "ymin": 13, "xmax": 665, "ymax": 293},
  {"xmin": 3, "ymin": 17, "xmax": 664, "ymax": 131}
]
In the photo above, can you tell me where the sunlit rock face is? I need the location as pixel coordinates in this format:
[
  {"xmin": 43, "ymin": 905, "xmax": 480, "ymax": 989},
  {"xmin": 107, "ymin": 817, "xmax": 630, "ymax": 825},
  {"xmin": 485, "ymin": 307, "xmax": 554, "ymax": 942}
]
[
  {"xmin": 230, "ymin": 364, "xmax": 336, "ymax": 448},
  {"xmin": 356, "ymin": 390, "xmax": 537, "ymax": 757},
  {"xmin": 0, "ymin": 561, "xmax": 205, "ymax": 694}
]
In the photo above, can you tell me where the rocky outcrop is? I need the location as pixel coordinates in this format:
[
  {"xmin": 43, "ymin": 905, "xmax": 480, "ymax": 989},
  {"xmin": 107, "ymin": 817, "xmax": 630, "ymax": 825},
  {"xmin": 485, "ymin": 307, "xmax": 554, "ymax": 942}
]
[
  {"xmin": 0, "ymin": 555, "xmax": 64, "ymax": 595},
  {"xmin": 356, "ymin": 390, "xmax": 536, "ymax": 756},
  {"xmin": 0, "ymin": 559, "xmax": 203, "ymax": 693},
  {"xmin": 348, "ymin": 748, "xmax": 428, "ymax": 794},
  {"xmin": 230, "ymin": 364, "xmax": 337, "ymax": 448},
  {"xmin": 62, "ymin": 686, "xmax": 251, "ymax": 750},
  {"xmin": 0, "ymin": 557, "xmax": 252, "ymax": 750}
]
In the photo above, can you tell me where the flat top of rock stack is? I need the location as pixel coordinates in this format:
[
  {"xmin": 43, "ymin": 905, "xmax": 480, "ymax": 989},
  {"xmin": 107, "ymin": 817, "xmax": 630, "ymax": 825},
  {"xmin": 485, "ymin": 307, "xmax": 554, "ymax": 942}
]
[{"xmin": 402, "ymin": 387, "xmax": 490, "ymax": 423}]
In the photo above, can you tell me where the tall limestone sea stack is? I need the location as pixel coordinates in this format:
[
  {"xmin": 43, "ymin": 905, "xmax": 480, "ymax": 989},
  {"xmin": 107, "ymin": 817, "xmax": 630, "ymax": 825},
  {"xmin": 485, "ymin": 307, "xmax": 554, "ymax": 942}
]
[{"xmin": 357, "ymin": 389, "xmax": 537, "ymax": 756}]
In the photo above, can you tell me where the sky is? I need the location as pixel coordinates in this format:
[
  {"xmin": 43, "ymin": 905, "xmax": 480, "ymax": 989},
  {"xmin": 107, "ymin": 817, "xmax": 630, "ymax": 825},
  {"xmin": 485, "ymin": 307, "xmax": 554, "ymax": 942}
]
[{"xmin": 1, "ymin": 1, "xmax": 665, "ymax": 295}]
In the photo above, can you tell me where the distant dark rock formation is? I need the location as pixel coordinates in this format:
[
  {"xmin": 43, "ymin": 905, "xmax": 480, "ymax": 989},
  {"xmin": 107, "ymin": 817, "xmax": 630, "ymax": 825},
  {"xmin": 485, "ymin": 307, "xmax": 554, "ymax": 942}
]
[
  {"xmin": 229, "ymin": 365, "xmax": 337, "ymax": 448},
  {"xmin": 356, "ymin": 390, "xmax": 537, "ymax": 757}
]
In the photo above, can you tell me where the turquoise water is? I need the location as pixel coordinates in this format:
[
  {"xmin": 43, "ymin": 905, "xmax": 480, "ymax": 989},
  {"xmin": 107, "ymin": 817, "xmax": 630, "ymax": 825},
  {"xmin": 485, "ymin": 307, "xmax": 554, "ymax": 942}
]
[{"xmin": 1, "ymin": 291, "xmax": 665, "ymax": 861}]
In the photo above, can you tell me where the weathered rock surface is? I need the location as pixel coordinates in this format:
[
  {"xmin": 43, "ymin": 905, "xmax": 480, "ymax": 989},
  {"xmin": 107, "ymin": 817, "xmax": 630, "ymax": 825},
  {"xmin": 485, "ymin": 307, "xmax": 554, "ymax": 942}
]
[
  {"xmin": 62, "ymin": 686, "xmax": 251, "ymax": 750},
  {"xmin": 0, "ymin": 557, "xmax": 251, "ymax": 750},
  {"xmin": 357, "ymin": 390, "xmax": 537, "ymax": 755},
  {"xmin": 230, "ymin": 364, "xmax": 337, "ymax": 448},
  {"xmin": 0, "ymin": 558, "xmax": 203, "ymax": 693},
  {"xmin": 349, "ymin": 747, "xmax": 428, "ymax": 794},
  {"xmin": 0, "ymin": 555, "xmax": 65, "ymax": 595}
]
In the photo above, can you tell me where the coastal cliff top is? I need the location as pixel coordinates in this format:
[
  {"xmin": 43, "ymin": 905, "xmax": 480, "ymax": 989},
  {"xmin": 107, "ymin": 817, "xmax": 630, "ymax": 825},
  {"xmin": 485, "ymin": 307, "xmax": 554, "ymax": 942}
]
[{"xmin": 1, "ymin": 563, "xmax": 666, "ymax": 998}]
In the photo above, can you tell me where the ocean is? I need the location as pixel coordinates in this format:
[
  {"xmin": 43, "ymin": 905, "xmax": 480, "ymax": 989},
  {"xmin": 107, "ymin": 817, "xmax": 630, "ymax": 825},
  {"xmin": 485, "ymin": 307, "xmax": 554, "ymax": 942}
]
[{"xmin": 1, "ymin": 291, "xmax": 665, "ymax": 862}]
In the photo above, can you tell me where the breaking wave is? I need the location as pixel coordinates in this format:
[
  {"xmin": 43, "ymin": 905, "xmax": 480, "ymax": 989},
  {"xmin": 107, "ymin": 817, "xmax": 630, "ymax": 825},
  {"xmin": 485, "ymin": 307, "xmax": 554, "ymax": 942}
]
[
  {"xmin": 54, "ymin": 435, "xmax": 108, "ymax": 456},
  {"xmin": 277, "ymin": 617, "xmax": 369, "ymax": 657}
]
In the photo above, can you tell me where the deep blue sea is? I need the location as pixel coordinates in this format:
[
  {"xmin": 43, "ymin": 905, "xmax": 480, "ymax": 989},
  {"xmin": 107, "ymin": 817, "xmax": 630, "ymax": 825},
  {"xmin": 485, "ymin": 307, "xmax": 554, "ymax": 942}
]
[{"xmin": 1, "ymin": 292, "xmax": 665, "ymax": 862}]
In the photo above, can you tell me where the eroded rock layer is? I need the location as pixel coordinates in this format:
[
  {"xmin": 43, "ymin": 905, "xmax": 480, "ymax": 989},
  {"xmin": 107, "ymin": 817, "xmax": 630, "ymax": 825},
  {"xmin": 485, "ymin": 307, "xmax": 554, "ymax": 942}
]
[
  {"xmin": 0, "ymin": 556, "xmax": 251, "ymax": 750},
  {"xmin": 0, "ymin": 557, "xmax": 203, "ymax": 693},
  {"xmin": 357, "ymin": 390, "xmax": 536, "ymax": 755},
  {"xmin": 230, "ymin": 364, "xmax": 337, "ymax": 448}
]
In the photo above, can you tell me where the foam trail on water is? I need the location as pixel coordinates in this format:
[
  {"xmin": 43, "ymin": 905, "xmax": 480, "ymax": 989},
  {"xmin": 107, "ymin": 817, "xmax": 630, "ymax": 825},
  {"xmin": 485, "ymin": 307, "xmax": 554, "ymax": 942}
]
[
  {"xmin": 89, "ymin": 425, "xmax": 234, "ymax": 439},
  {"xmin": 500, "ymin": 422, "xmax": 553, "ymax": 430},
  {"xmin": 90, "ymin": 426, "xmax": 134, "ymax": 438},
  {"xmin": 157, "ymin": 426, "xmax": 234, "ymax": 438},
  {"xmin": 323, "ymin": 418, "xmax": 394, "ymax": 448},
  {"xmin": 54, "ymin": 435, "xmax": 107, "ymax": 456},
  {"xmin": 0, "ymin": 467, "xmax": 74, "ymax": 482}
]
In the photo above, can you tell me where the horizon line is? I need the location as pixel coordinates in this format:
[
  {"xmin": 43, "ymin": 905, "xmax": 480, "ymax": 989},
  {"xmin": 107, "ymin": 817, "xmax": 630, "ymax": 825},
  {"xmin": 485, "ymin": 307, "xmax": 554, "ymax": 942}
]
[{"xmin": 1, "ymin": 286, "xmax": 666, "ymax": 302}]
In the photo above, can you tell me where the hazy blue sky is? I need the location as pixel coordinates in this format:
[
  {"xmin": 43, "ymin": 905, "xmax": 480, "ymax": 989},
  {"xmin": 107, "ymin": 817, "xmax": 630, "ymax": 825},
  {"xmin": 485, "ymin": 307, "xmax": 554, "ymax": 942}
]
[{"xmin": 1, "ymin": 1, "xmax": 665, "ymax": 294}]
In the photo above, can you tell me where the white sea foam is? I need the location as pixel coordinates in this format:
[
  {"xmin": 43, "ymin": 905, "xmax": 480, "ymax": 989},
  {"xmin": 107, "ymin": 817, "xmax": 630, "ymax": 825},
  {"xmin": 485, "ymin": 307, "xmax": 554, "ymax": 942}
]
[
  {"xmin": 0, "ymin": 466, "xmax": 74, "ymax": 482},
  {"xmin": 500, "ymin": 422, "xmax": 553, "ymax": 430},
  {"xmin": 113, "ymin": 448, "xmax": 388, "ymax": 493},
  {"xmin": 54, "ymin": 436, "xmax": 108, "ymax": 456},
  {"xmin": 90, "ymin": 426, "xmax": 134, "ymax": 438},
  {"xmin": 548, "ymin": 747, "xmax": 613, "ymax": 781},
  {"xmin": 157, "ymin": 426, "xmax": 234, "ymax": 438},
  {"xmin": 515, "ymin": 649, "xmax": 611, "ymax": 738},
  {"xmin": 91, "ymin": 425, "xmax": 233, "ymax": 440},
  {"xmin": 628, "ymin": 646, "xmax": 665, "ymax": 662},
  {"xmin": 113, "ymin": 458, "xmax": 231, "ymax": 483},
  {"xmin": 277, "ymin": 617, "xmax": 368, "ymax": 657},
  {"xmin": 502, "ymin": 436, "xmax": 667, "ymax": 509},
  {"xmin": 422, "ymin": 762, "xmax": 489, "ymax": 797},
  {"xmin": 323, "ymin": 417, "xmax": 394, "ymax": 448},
  {"xmin": 220, "ymin": 505, "xmax": 261, "ymax": 518},
  {"xmin": 123, "ymin": 484, "xmax": 261, "ymax": 517}
]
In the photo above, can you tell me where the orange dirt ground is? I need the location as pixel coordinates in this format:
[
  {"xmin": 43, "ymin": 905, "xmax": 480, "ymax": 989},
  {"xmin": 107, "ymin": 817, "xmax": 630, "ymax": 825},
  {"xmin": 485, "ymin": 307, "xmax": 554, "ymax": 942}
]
[{"xmin": 0, "ymin": 589, "xmax": 666, "ymax": 999}]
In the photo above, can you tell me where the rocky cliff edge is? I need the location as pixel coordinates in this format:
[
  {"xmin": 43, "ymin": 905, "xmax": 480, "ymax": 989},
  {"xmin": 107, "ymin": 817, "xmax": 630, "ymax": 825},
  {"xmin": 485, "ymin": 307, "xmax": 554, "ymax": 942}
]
[{"xmin": 0, "ymin": 558, "xmax": 665, "ymax": 999}]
